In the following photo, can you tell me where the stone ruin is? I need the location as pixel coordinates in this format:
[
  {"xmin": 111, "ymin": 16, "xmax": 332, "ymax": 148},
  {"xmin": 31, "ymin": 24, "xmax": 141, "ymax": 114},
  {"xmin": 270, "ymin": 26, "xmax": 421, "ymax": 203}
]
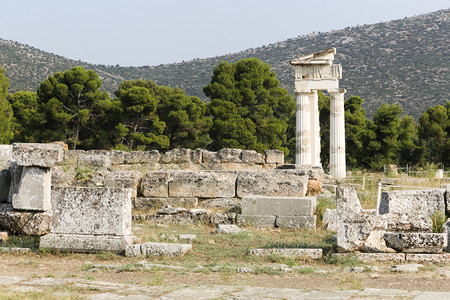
[
  {"xmin": 334, "ymin": 185, "xmax": 450, "ymax": 262},
  {"xmin": 0, "ymin": 143, "xmax": 322, "ymax": 253}
]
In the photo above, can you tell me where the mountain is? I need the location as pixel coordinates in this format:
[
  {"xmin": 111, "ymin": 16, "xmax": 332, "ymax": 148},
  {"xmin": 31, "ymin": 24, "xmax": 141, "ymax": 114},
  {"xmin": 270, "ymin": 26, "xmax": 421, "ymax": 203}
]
[{"xmin": 1, "ymin": 9, "xmax": 448, "ymax": 118}]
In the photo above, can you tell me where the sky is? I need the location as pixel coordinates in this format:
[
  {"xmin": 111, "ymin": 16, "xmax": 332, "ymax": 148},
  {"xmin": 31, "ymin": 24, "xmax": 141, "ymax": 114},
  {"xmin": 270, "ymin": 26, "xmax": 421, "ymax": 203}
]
[{"xmin": 0, "ymin": 0, "xmax": 448, "ymax": 67}]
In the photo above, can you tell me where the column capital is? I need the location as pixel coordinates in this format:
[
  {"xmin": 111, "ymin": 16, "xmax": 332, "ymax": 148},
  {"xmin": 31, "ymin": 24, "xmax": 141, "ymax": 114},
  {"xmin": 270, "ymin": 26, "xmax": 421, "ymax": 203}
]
[{"xmin": 328, "ymin": 88, "xmax": 346, "ymax": 95}]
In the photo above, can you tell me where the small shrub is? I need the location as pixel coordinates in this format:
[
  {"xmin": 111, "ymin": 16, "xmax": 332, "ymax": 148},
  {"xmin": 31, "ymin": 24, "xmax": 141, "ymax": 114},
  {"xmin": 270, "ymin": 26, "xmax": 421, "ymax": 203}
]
[
  {"xmin": 431, "ymin": 210, "xmax": 446, "ymax": 233},
  {"xmin": 316, "ymin": 196, "xmax": 335, "ymax": 228}
]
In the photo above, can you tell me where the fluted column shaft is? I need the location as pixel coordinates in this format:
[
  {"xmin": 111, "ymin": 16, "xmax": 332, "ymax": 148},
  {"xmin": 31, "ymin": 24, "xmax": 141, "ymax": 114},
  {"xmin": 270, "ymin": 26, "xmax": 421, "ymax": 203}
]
[
  {"xmin": 295, "ymin": 91, "xmax": 312, "ymax": 166},
  {"xmin": 309, "ymin": 90, "xmax": 321, "ymax": 167},
  {"xmin": 329, "ymin": 89, "xmax": 346, "ymax": 178}
]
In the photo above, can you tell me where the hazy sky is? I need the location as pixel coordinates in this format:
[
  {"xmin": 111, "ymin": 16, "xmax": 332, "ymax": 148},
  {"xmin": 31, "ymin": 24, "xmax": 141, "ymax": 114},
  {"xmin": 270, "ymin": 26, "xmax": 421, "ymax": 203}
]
[{"xmin": 0, "ymin": 0, "xmax": 448, "ymax": 66}]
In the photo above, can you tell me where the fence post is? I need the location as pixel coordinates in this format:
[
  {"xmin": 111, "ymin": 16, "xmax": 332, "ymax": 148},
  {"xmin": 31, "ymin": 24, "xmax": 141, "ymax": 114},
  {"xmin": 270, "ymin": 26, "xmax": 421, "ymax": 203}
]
[
  {"xmin": 376, "ymin": 182, "xmax": 382, "ymax": 216},
  {"xmin": 362, "ymin": 176, "xmax": 366, "ymax": 190}
]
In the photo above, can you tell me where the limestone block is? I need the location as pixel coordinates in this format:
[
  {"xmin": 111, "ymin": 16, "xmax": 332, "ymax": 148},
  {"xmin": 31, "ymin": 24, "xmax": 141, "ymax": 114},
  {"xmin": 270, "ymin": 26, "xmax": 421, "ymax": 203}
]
[
  {"xmin": 209, "ymin": 212, "xmax": 236, "ymax": 225},
  {"xmin": 0, "ymin": 145, "xmax": 13, "ymax": 162},
  {"xmin": 0, "ymin": 203, "xmax": 50, "ymax": 235},
  {"xmin": 12, "ymin": 167, "xmax": 51, "ymax": 211},
  {"xmin": 332, "ymin": 252, "xmax": 406, "ymax": 263},
  {"xmin": 0, "ymin": 166, "xmax": 11, "ymax": 202},
  {"xmin": 443, "ymin": 218, "xmax": 450, "ymax": 252},
  {"xmin": 134, "ymin": 197, "xmax": 198, "ymax": 210},
  {"xmin": 217, "ymin": 148, "xmax": 242, "ymax": 163},
  {"xmin": 13, "ymin": 143, "xmax": 63, "ymax": 167},
  {"xmin": 250, "ymin": 248, "xmax": 322, "ymax": 260},
  {"xmin": 50, "ymin": 187, "xmax": 132, "ymax": 236},
  {"xmin": 104, "ymin": 171, "xmax": 143, "ymax": 198},
  {"xmin": 108, "ymin": 150, "xmax": 126, "ymax": 165},
  {"xmin": 406, "ymin": 253, "xmax": 450, "ymax": 263},
  {"xmin": 385, "ymin": 213, "xmax": 432, "ymax": 233},
  {"xmin": 264, "ymin": 149, "xmax": 284, "ymax": 164},
  {"xmin": 203, "ymin": 163, "xmax": 262, "ymax": 171},
  {"xmin": 199, "ymin": 198, "xmax": 240, "ymax": 210},
  {"xmin": 384, "ymin": 232, "xmax": 446, "ymax": 253},
  {"xmin": 169, "ymin": 171, "xmax": 237, "ymax": 198},
  {"xmin": 240, "ymin": 150, "xmax": 264, "ymax": 164},
  {"xmin": 124, "ymin": 150, "xmax": 160, "ymax": 164},
  {"xmin": 276, "ymin": 216, "xmax": 316, "ymax": 229},
  {"xmin": 322, "ymin": 209, "xmax": 337, "ymax": 231},
  {"xmin": 202, "ymin": 150, "xmax": 220, "ymax": 163},
  {"xmin": 51, "ymin": 171, "xmax": 76, "ymax": 186},
  {"xmin": 178, "ymin": 234, "xmax": 196, "ymax": 243},
  {"xmin": 133, "ymin": 242, "xmax": 192, "ymax": 257},
  {"xmin": 190, "ymin": 149, "xmax": 203, "ymax": 164},
  {"xmin": 216, "ymin": 224, "xmax": 243, "ymax": 234},
  {"xmin": 40, "ymin": 233, "xmax": 133, "ymax": 253},
  {"xmin": 236, "ymin": 171, "xmax": 308, "ymax": 197},
  {"xmin": 237, "ymin": 215, "xmax": 276, "ymax": 228},
  {"xmin": 379, "ymin": 189, "xmax": 445, "ymax": 219},
  {"xmin": 140, "ymin": 172, "xmax": 171, "ymax": 197},
  {"xmin": 158, "ymin": 206, "xmax": 187, "ymax": 215},
  {"xmin": 242, "ymin": 196, "xmax": 316, "ymax": 216},
  {"xmin": 160, "ymin": 148, "xmax": 192, "ymax": 164},
  {"xmin": 77, "ymin": 154, "xmax": 111, "ymax": 171}
]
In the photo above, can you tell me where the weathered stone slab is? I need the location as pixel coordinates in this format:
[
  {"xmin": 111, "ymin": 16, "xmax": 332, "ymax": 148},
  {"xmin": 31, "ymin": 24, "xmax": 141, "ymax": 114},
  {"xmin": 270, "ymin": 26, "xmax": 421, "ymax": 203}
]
[
  {"xmin": 190, "ymin": 149, "xmax": 203, "ymax": 164},
  {"xmin": 217, "ymin": 148, "xmax": 242, "ymax": 163},
  {"xmin": 77, "ymin": 154, "xmax": 111, "ymax": 171},
  {"xmin": 178, "ymin": 234, "xmax": 196, "ymax": 243},
  {"xmin": 124, "ymin": 150, "xmax": 160, "ymax": 164},
  {"xmin": 107, "ymin": 150, "xmax": 126, "ymax": 165},
  {"xmin": 242, "ymin": 196, "xmax": 316, "ymax": 216},
  {"xmin": 323, "ymin": 208, "xmax": 337, "ymax": 231},
  {"xmin": 240, "ymin": 150, "xmax": 264, "ymax": 164},
  {"xmin": 13, "ymin": 143, "xmax": 63, "ymax": 167},
  {"xmin": 50, "ymin": 187, "xmax": 132, "ymax": 236},
  {"xmin": 264, "ymin": 150, "xmax": 284, "ymax": 164},
  {"xmin": 236, "ymin": 171, "xmax": 308, "ymax": 197},
  {"xmin": 406, "ymin": 253, "xmax": 450, "ymax": 263},
  {"xmin": 250, "ymin": 248, "xmax": 322, "ymax": 260},
  {"xmin": 0, "ymin": 166, "xmax": 11, "ymax": 202},
  {"xmin": 237, "ymin": 215, "xmax": 276, "ymax": 228},
  {"xmin": 140, "ymin": 172, "xmax": 171, "ymax": 197},
  {"xmin": 169, "ymin": 171, "xmax": 237, "ymax": 198},
  {"xmin": 442, "ymin": 218, "xmax": 450, "ymax": 252},
  {"xmin": 0, "ymin": 145, "xmax": 13, "ymax": 162},
  {"xmin": 202, "ymin": 150, "xmax": 220, "ymax": 164},
  {"xmin": 0, "ymin": 203, "xmax": 50, "ymax": 235},
  {"xmin": 134, "ymin": 197, "xmax": 198, "ymax": 210},
  {"xmin": 379, "ymin": 189, "xmax": 446, "ymax": 219},
  {"xmin": 104, "ymin": 171, "xmax": 143, "ymax": 198},
  {"xmin": 385, "ymin": 213, "xmax": 432, "ymax": 233},
  {"xmin": 336, "ymin": 186, "xmax": 390, "ymax": 253},
  {"xmin": 332, "ymin": 252, "xmax": 406, "ymax": 263},
  {"xmin": 160, "ymin": 149, "xmax": 192, "ymax": 164},
  {"xmin": 216, "ymin": 224, "xmax": 243, "ymax": 234},
  {"xmin": 125, "ymin": 242, "xmax": 192, "ymax": 257},
  {"xmin": 276, "ymin": 216, "xmax": 316, "ymax": 229},
  {"xmin": 384, "ymin": 232, "xmax": 446, "ymax": 253},
  {"xmin": 51, "ymin": 170, "xmax": 76, "ymax": 186},
  {"xmin": 199, "ymin": 198, "xmax": 239, "ymax": 210},
  {"xmin": 12, "ymin": 167, "xmax": 51, "ymax": 211},
  {"xmin": 40, "ymin": 233, "xmax": 133, "ymax": 253},
  {"xmin": 391, "ymin": 264, "xmax": 423, "ymax": 272}
]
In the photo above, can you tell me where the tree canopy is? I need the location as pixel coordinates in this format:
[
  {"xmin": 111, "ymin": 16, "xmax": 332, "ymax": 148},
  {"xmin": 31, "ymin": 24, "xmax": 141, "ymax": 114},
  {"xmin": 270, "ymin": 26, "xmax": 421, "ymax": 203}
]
[
  {"xmin": 0, "ymin": 68, "xmax": 14, "ymax": 144},
  {"xmin": 203, "ymin": 58, "xmax": 295, "ymax": 154}
]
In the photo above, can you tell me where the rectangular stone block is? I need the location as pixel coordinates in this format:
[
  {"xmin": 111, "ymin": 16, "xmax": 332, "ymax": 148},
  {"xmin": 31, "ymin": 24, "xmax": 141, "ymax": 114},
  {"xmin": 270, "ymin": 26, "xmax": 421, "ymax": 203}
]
[
  {"xmin": 331, "ymin": 253, "xmax": 406, "ymax": 263},
  {"xmin": 141, "ymin": 172, "xmax": 171, "ymax": 197},
  {"xmin": 103, "ymin": 171, "xmax": 143, "ymax": 198},
  {"xmin": 242, "ymin": 196, "xmax": 316, "ymax": 216},
  {"xmin": 384, "ymin": 232, "xmax": 446, "ymax": 253},
  {"xmin": 406, "ymin": 253, "xmax": 450, "ymax": 263},
  {"xmin": 264, "ymin": 149, "xmax": 284, "ymax": 164},
  {"xmin": 236, "ymin": 171, "xmax": 308, "ymax": 197},
  {"xmin": 50, "ymin": 187, "xmax": 132, "ymax": 236},
  {"xmin": 12, "ymin": 167, "xmax": 51, "ymax": 211},
  {"xmin": 160, "ymin": 149, "xmax": 192, "ymax": 164},
  {"xmin": 237, "ymin": 215, "xmax": 276, "ymax": 228},
  {"xmin": 13, "ymin": 143, "xmax": 63, "ymax": 167},
  {"xmin": 276, "ymin": 216, "xmax": 317, "ymax": 229},
  {"xmin": 40, "ymin": 233, "xmax": 133, "ymax": 253},
  {"xmin": 250, "ymin": 248, "xmax": 322, "ymax": 259},
  {"xmin": 379, "ymin": 189, "xmax": 445, "ymax": 218},
  {"xmin": 134, "ymin": 197, "xmax": 198, "ymax": 210},
  {"xmin": 126, "ymin": 242, "xmax": 192, "ymax": 257},
  {"xmin": 0, "ymin": 145, "xmax": 13, "ymax": 162},
  {"xmin": 169, "ymin": 171, "xmax": 237, "ymax": 198},
  {"xmin": 124, "ymin": 150, "xmax": 160, "ymax": 164},
  {"xmin": 77, "ymin": 154, "xmax": 111, "ymax": 171},
  {"xmin": 240, "ymin": 150, "xmax": 265, "ymax": 164}
]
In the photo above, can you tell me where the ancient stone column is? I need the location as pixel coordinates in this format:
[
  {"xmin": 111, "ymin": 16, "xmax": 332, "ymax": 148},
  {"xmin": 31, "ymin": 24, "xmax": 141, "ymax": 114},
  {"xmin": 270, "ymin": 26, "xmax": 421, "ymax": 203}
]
[
  {"xmin": 329, "ymin": 89, "xmax": 346, "ymax": 178},
  {"xmin": 309, "ymin": 90, "xmax": 321, "ymax": 167},
  {"xmin": 295, "ymin": 90, "xmax": 312, "ymax": 166}
]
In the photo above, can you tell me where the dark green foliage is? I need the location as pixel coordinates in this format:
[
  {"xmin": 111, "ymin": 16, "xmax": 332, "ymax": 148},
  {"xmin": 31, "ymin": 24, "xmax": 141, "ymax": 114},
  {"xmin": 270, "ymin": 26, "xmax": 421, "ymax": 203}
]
[
  {"xmin": 8, "ymin": 91, "xmax": 39, "ymax": 142},
  {"xmin": 344, "ymin": 96, "xmax": 367, "ymax": 169},
  {"xmin": 418, "ymin": 102, "xmax": 450, "ymax": 165},
  {"xmin": 113, "ymin": 80, "xmax": 211, "ymax": 150},
  {"xmin": 0, "ymin": 68, "xmax": 14, "ymax": 144},
  {"xmin": 36, "ymin": 66, "xmax": 111, "ymax": 149},
  {"xmin": 318, "ymin": 91, "xmax": 331, "ymax": 167},
  {"xmin": 204, "ymin": 58, "xmax": 295, "ymax": 154}
]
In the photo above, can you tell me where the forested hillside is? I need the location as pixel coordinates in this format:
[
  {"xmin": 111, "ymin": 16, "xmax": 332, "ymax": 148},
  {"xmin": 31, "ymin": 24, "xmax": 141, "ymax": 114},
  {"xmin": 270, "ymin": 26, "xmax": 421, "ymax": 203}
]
[{"xmin": 0, "ymin": 9, "xmax": 448, "ymax": 118}]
